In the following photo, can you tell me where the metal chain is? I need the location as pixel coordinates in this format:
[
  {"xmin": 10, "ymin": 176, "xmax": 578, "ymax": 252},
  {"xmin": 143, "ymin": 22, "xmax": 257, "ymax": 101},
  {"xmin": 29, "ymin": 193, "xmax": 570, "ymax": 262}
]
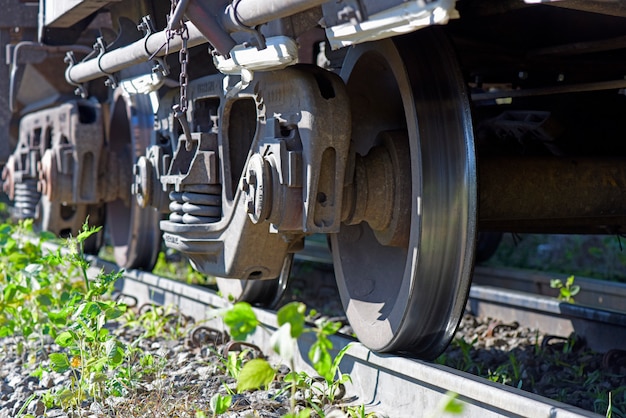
[
  {"xmin": 167, "ymin": 0, "xmax": 193, "ymax": 148},
  {"xmin": 178, "ymin": 24, "xmax": 189, "ymax": 114}
]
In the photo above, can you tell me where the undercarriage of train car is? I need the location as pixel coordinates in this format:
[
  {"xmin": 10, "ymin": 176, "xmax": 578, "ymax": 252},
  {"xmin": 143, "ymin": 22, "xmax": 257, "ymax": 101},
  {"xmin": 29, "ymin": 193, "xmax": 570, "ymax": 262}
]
[{"xmin": 3, "ymin": 0, "xmax": 626, "ymax": 358}]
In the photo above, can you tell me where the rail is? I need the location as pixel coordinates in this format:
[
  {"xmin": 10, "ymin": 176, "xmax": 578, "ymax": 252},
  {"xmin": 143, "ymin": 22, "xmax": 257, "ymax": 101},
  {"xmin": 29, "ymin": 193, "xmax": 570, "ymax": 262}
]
[{"xmin": 83, "ymin": 256, "xmax": 616, "ymax": 418}]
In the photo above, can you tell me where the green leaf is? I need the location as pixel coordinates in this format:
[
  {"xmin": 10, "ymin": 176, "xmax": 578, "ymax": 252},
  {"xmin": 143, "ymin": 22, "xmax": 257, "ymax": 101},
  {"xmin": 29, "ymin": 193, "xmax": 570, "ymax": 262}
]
[
  {"xmin": 48, "ymin": 308, "xmax": 71, "ymax": 326},
  {"xmin": 236, "ymin": 358, "xmax": 275, "ymax": 392},
  {"xmin": 0, "ymin": 325, "xmax": 14, "ymax": 337},
  {"xmin": 104, "ymin": 305, "xmax": 125, "ymax": 320},
  {"xmin": 320, "ymin": 320, "xmax": 341, "ymax": 336},
  {"xmin": 8, "ymin": 252, "xmax": 28, "ymax": 268},
  {"xmin": 270, "ymin": 323, "xmax": 295, "ymax": 360},
  {"xmin": 309, "ymin": 339, "xmax": 333, "ymax": 382},
  {"xmin": 55, "ymin": 331, "xmax": 75, "ymax": 348},
  {"xmin": 49, "ymin": 353, "xmax": 71, "ymax": 373},
  {"xmin": 330, "ymin": 343, "xmax": 352, "ymax": 378},
  {"xmin": 550, "ymin": 279, "xmax": 562, "ymax": 289},
  {"xmin": 39, "ymin": 231, "xmax": 57, "ymax": 241},
  {"xmin": 3, "ymin": 284, "xmax": 17, "ymax": 302},
  {"xmin": 76, "ymin": 222, "xmax": 102, "ymax": 243},
  {"xmin": 442, "ymin": 392, "xmax": 464, "ymax": 414},
  {"xmin": 209, "ymin": 393, "xmax": 232, "ymax": 415},
  {"xmin": 277, "ymin": 302, "xmax": 306, "ymax": 338},
  {"xmin": 36, "ymin": 293, "xmax": 53, "ymax": 307},
  {"xmin": 80, "ymin": 301, "xmax": 102, "ymax": 319},
  {"xmin": 282, "ymin": 409, "xmax": 312, "ymax": 418},
  {"xmin": 106, "ymin": 339, "xmax": 126, "ymax": 367},
  {"xmin": 224, "ymin": 302, "xmax": 258, "ymax": 341}
]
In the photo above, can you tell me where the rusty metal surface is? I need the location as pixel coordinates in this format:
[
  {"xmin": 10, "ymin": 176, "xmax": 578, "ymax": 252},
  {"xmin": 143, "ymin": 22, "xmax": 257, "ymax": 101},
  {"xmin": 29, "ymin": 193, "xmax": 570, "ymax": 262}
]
[
  {"xmin": 159, "ymin": 66, "xmax": 350, "ymax": 280},
  {"xmin": 479, "ymin": 156, "xmax": 626, "ymax": 233},
  {"xmin": 37, "ymin": 101, "xmax": 106, "ymax": 204}
]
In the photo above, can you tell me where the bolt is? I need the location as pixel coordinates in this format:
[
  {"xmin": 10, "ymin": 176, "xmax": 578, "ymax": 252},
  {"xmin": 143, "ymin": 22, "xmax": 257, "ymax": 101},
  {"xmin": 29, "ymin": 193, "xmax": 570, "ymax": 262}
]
[{"xmin": 241, "ymin": 178, "xmax": 250, "ymax": 193}]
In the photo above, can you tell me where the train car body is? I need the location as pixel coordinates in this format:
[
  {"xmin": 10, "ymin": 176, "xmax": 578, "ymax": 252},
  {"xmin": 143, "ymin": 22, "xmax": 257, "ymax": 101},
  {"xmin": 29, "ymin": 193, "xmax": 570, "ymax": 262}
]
[{"xmin": 3, "ymin": 0, "xmax": 626, "ymax": 358}]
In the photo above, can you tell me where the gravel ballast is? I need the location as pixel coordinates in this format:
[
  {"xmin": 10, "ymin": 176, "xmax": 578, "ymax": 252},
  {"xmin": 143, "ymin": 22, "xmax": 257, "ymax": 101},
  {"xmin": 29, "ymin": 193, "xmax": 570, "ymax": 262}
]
[{"xmin": 1, "ymin": 263, "xmax": 625, "ymax": 417}]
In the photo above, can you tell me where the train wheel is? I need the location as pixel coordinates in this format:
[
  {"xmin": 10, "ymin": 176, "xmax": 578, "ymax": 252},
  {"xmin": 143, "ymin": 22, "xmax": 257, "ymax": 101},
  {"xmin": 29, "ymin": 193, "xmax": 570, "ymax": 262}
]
[
  {"xmin": 216, "ymin": 254, "xmax": 293, "ymax": 308},
  {"xmin": 36, "ymin": 197, "xmax": 104, "ymax": 254},
  {"xmin": 331, "ymin": 29, "xmax": 477, "ymax": 359},
  {"xmin": 107, "ymin": 92, "xmax": 161, "ymax": 270}
]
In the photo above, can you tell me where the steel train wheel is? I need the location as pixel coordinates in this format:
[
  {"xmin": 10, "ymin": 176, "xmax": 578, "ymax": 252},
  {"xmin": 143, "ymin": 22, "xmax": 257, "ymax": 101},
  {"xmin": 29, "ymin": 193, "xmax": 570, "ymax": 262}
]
[
  {"xmin": 107, "ymin": 91, "xmax": 161, "ymax": 270},
  {"xmin": 36, "ymin": 197, "xmax": 104, "ymax": 254},
  {"xmin": 331, "ymin": 29, "xmax": 477, "ymax": 358},
  {"xmin": 216, "ymin": 254, "xmax": 293, "ymax": 308}
]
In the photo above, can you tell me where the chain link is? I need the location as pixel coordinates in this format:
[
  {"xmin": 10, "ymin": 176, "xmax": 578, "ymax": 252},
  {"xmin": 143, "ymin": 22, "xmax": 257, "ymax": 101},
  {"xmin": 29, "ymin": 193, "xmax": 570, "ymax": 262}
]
[
  {"xmin": 167, "ymin": 0, "xmax": 193, "ymax": 149},
  {"xmin": 178, "ymin": 24, "xmax": 189, "ymax": 113}
]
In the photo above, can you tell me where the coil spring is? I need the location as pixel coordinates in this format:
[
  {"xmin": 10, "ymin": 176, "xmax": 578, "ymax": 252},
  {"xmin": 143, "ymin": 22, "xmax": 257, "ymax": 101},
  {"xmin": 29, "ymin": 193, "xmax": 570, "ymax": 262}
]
[
  {"xmin": 169, "ymin": 184, "xmax": 222, "ymax": 224},
  {"xmin": 13, "ymin": 179, "xmax": 40, "ymax": 219}
]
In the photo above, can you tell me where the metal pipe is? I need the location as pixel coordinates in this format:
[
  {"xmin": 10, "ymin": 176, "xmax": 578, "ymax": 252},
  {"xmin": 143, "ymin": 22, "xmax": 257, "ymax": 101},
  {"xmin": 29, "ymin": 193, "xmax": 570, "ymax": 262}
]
[
  {"xmin": 66, "ymin": 23, "xmax": 208, "ymax": 85},
  {"xmin": 223, "ymin": 0, "xmax": 329, "ymax": 30},
  {"xmin": 185, "ymin": 0, "xmax": 236, "ymax": 56},
  {"xmin": 66, "ymin": 0, "xmax": 329, "ymax": 86}
]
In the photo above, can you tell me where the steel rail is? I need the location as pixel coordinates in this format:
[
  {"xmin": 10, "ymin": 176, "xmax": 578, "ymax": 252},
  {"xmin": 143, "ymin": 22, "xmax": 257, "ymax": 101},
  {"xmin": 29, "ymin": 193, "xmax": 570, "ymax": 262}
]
[
  {"xmin": 81, "ymin": 256, "xmax": 603, "ymax": 418},
  {"xmin": 302, "ymin": 237, "xmax": 626, "ymax": 352},
  {"xmin": 471, "ymin": 266, "xmax": 626, "ymax": 352}
]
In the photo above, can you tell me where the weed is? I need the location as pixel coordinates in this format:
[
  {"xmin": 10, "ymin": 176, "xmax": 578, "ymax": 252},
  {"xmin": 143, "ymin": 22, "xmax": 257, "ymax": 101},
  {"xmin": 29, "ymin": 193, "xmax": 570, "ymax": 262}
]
[
  {"xmin": 215, "ymin": 301, "xmax": 356, "ymax": 415},
  {"xmin": 209, "ymin": 393, "xmax": 232, "ymax": 417},
  {"xmin": 550, "ymin": 275, "xmax": 580, "ymax": 303},
  {"xmin": 346, "ymin": 404, "xmax": 377, "ymax": 418}
]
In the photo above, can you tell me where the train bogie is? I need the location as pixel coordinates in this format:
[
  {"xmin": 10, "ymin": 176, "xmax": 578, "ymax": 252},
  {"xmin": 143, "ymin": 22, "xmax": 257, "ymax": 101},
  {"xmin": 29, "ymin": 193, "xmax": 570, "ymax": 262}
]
[{"xmin": 3, "ymin": 0, "xmax": 626, "ymax": 358}]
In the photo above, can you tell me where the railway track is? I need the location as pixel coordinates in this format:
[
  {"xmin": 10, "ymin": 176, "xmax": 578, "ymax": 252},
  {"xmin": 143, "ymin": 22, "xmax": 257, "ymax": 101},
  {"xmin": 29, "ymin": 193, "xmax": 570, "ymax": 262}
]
[{"xmin": 83, "ymin": 253, "xmax": 626, "ymax": 418}]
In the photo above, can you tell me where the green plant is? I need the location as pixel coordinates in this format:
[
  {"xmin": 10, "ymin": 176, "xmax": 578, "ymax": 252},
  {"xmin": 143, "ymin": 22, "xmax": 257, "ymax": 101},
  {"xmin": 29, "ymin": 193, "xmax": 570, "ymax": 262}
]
[
  {"xmin": 45, "ymin": 223, "xmax": 130, "ymax": 410},
  {"xmin": 214, "ymin": 301, "xmax": 355, "ymax": 416},
  {"xmin": 123, "ymin": 304, "xmax": 189, "ymax": 340},
  {"xmin": 425, "ymin": 392, "xmax": 464, "ymax": 418},
  {"xmin": 152, "ymin": 250, "xmax": 211, "ymax": 285},
  {"xmin": 209, "ymin": 393, "xmax": 233, "ymax": 417},
  {"xmin": 346, "ymin": 404, "xmax": 377, "ymax": 418},
  {"xmin": 550, "ymin": 275, "xmax": 580, "ymax": 303}
]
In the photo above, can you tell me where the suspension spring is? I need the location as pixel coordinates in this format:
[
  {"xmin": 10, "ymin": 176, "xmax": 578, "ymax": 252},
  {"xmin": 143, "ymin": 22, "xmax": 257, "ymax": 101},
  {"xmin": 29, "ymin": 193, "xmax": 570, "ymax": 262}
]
[
  {"xmin": 169, "ymin": 183, "xmax": 222, "ymax": 224},
  {"xmin": 13, "ymin": 179, "xmax": 40, "ymax": 219}
]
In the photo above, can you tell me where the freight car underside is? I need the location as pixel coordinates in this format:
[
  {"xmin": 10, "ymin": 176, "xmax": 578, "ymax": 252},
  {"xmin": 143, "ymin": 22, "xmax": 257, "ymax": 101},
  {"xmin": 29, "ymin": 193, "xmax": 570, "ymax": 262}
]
[{"xmin": 3, "ymin": 0, "xmax": 626, "ymax": 358}]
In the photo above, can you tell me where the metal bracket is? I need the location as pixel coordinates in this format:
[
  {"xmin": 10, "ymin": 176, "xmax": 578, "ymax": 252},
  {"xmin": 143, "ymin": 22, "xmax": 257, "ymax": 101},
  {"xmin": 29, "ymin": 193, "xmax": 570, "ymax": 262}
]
[
  {"xmin": 64, "ymin": 51, "xmax": 88, "ymax": 98},
  {"xmin": 227, "ymin": 0, "xmax": 266, "ymax": 50},
  {"xmin": 138, "ymin": 15, "xmax": 170, "ymax": 77},
  {"xmin": 94, "ymin": 37, "xmax": 118, "ymax": 89}
]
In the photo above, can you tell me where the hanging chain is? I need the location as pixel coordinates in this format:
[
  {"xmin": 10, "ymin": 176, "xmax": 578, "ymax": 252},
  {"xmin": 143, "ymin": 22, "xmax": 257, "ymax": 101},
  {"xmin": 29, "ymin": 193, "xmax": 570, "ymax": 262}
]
[
  {"xmin": 178, "ymin": 24, "xmax": 190, "ymax": 114},
  {"xmin": 167, "ymin": 0, "xmax": 193, "ymax": 149}
]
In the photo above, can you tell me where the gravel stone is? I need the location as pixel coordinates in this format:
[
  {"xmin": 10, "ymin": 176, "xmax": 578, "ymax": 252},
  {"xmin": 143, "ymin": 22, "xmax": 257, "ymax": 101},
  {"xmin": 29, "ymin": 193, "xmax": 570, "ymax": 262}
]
[
  {"xmin": 27, "ymin": 399, "xmax": 45, "ymax": 415},
  {"xmin": 0, "ymin": 264, "xmax": 623, "ymax": 417}
]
